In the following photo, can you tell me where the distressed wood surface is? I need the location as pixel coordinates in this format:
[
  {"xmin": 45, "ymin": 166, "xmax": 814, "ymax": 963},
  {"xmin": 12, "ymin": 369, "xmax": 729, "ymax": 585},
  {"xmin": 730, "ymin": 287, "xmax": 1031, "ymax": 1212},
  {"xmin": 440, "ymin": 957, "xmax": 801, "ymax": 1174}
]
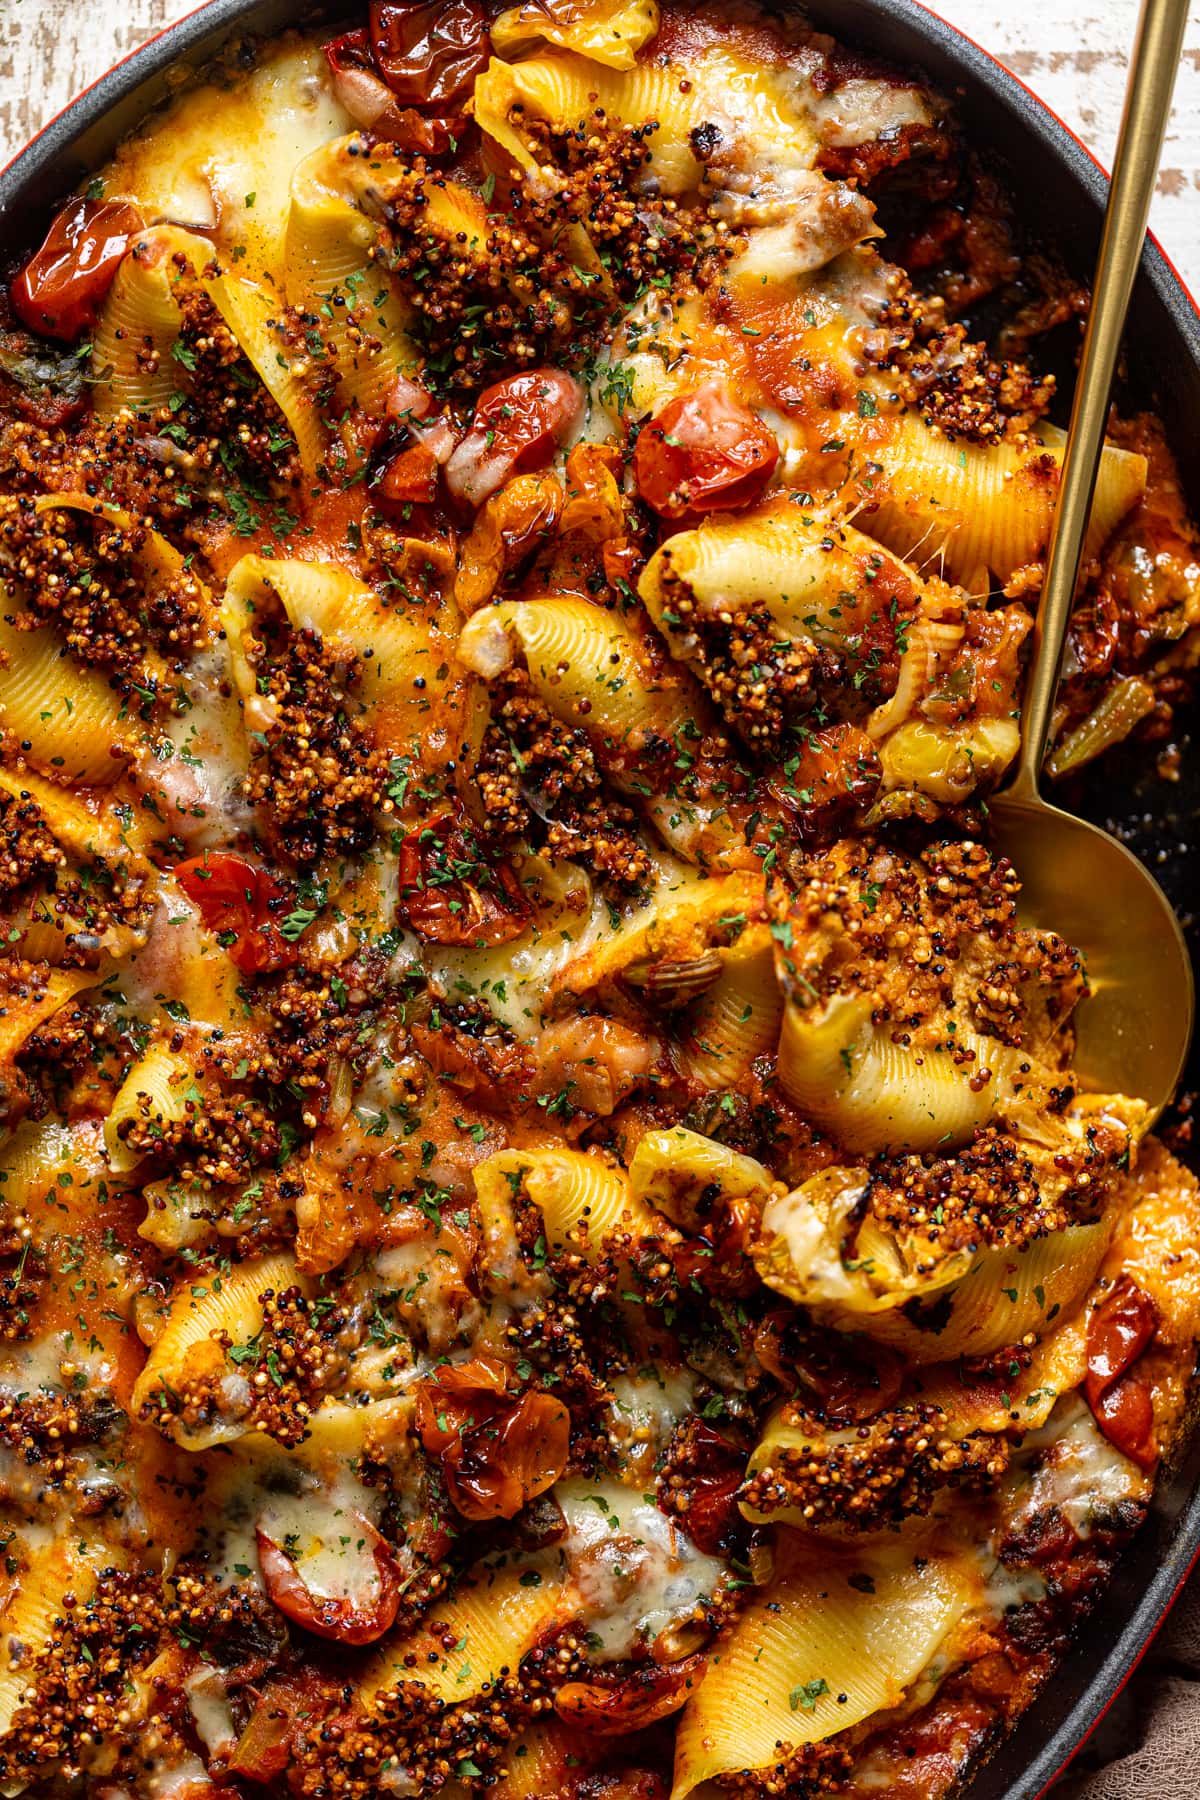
[
  {"xmin": 1, "ymin": 0, "xmax": 1199, "ymax": 1794},
  {"xmin": 3, "ymin": 0, "xmax": 1200, "ymax": 296}
]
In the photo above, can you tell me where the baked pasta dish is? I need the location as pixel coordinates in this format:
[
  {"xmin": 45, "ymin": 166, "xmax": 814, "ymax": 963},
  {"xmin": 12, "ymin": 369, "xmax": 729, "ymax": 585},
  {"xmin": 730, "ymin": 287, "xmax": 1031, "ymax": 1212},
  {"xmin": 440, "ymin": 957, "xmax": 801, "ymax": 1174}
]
[{"xmin": 0, "ymin": 3, "xmax": 1198, "ymax": 1796}]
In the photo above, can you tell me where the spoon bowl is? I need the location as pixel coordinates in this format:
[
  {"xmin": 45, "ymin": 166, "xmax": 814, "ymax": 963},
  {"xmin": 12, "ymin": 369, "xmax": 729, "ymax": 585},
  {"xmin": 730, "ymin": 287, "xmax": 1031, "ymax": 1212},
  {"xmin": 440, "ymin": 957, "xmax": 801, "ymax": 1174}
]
[
  {"xmin": 989, "ymin": 789, "xmax": 1193, "ymax": 1118},
  {"xmin": 987, "ymin": 0, "xmax": 1194, "ymax": 1126}
]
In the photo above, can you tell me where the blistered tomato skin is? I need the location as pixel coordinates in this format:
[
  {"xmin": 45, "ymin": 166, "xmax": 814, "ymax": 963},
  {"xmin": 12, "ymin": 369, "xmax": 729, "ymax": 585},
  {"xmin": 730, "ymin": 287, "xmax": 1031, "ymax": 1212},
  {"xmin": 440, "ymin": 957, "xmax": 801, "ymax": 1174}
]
[
  {"xmin": 256, "ymin": 1519, "xmax": 402, "ymax": 1645},
  {"xmin": 396, "ymin": 815, "xmax": 531, "ymax": 946},
  {"xmin": 175, "ymin": 852, "xmax": 299, "ymax": 975},
  {"xmin": 323, "ymin": 27, "xmax": 461, "ymax": 152},
  {"xmin": 414, "ymin": 1355, "xmax": 571, "ymax": 1519},
  {"xmin": 633, "ymin": 383, "xmax": 780, "ymax": 520},
  {"xmin": 368, "ymin": 0, "xmax": 489, "ymax": 109},
  {"xmin": 658, "ymin": 1420, "xmax": 746, "ymax": 1556},
  {"xmin": 553, "ymin": 1657, "xmax": 705, "ymax": 1735},
  {"xmin": 1092, "ymin": 1378, "xmax": 1158, "ymax": 1472},
  {"xmin": 767, "ymin": 722, "xmax": 883, "ymax": 845},
  {"xmin": 473, "ymin": 369, "xmax": 584, "ymax": 464},
  {"xmin": 1085, "ymin": 1276, "xmax": 1160, "ymax": 1470},
  {"xmin": 323, "ymin": 25, "xmax": 374, "ymax": 74},
  {"xmin": 11, "ymin": 197, "xmax": 141, "ymax": 341},
  {"xmin": 446, "ymin": 368, "xmax": 585, "ymax": 508}
]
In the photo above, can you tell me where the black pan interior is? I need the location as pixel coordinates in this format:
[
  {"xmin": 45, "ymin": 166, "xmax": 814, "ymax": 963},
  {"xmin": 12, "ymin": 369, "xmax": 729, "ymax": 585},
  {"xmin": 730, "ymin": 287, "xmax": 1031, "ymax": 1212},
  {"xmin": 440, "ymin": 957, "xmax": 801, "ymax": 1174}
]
[
  {"xmin": 797, "ymin": 21, "xmax": 1200, "ymax": 1796},
  {"xmin": 2, "ymin": 4, "xmax": 1200, "ymax": 1796},
  {"xmin": 803, "ymin": 17, "xmax": 1200, "ymax": 1799}
]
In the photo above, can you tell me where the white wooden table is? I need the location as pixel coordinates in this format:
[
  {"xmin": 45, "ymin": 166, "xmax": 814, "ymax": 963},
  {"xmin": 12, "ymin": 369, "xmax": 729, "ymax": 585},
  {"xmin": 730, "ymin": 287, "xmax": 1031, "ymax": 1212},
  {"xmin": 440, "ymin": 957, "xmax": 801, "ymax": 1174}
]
[
  {"xmin": 1, "ymin": 2, "xmax": 1199, "ymax": 1796},
  {"xmin": 938, "ymin": 0, "xmax": 1200, "ymax": 292},
  {"xmin": 3, "ymin": 0, "xmax": 1200, "ymax": 293}
]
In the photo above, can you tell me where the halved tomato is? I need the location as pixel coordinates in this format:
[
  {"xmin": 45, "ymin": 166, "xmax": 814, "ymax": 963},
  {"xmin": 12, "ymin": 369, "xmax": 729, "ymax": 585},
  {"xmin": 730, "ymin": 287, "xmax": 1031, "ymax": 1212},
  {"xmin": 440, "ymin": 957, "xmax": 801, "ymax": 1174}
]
[
  {"xmin": 414, "ymin": 1355, "xmax": 571, "ymax": 1520},
  {"xmin": 368, "ymin": 0, "xmax": 488, "ymax": 109},
  {"xmin": 396, "ymin": 815, "xmax": 530, "ymax": 946},
  {"xmin": 446, "ymin": 369, "xmax": 584, "ymax": 508},
  {"xmin": 256, "ymin": 1513, "xmax": 402, "ymax": 1645},
  {"xmin": 1085, "ymin": 1276, "xmax": 1159, "ymax": 1470},
  {"xmin": 553, "ymin": 1655, "xmax": 705, "ymax": 1735},
  {"xmin": 12, "ymin": 197, "xmax": 141, "ymax": 341},
  {"xmin": 633, "ymin": 383, "xmax": 778, "ymax": 519},
  {"xmin": 175, "ymin": 852, "xmax": 298, "ymax": 974}
]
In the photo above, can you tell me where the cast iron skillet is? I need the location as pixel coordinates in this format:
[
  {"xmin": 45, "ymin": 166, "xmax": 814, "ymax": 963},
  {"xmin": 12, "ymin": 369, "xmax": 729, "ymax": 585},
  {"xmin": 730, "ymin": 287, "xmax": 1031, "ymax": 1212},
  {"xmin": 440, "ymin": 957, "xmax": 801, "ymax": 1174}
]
[{"xmin": 2, "ymin": 3, "xmax": 1198, "ymax": 1796}]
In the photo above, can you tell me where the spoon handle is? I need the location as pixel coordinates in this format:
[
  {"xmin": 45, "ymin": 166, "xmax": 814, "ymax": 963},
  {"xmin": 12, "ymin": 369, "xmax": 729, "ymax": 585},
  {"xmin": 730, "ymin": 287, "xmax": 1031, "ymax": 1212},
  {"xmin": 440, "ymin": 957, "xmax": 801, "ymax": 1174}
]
[{"xmin": 1007, "ymin": 0, "xmax": 1189, "ymax": 802}]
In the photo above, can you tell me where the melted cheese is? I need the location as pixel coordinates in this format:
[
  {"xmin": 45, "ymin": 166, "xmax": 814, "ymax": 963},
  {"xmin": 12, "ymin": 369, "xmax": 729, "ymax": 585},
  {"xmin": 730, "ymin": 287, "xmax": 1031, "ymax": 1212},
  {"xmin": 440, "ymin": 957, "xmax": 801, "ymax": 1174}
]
[
  {"xmin": 428, "ymin": 849, "xmax": 706, "ymax": 1037},
  {"xmin": 184, "ymin": 1664, "xmax": 237, "ymax": 1759},
  {"xmin": 806, "ymin": 77, "xmax": 933, "ymax": 148},
  {"xmin": 1007, "ymin": 1400, "xmax": 1150, "ymax": 1538},
  {"xmin": 197, "ymin": 1429, "xmax": 385, "ymax": 1591},
  {"xmin": 146, "ymin": 1753, "xmax": 214, "ymax": 1799},
  {"xmin": 429, "ymin": 892, "xmax": 608, "ymax": 1038},
  {"xmin": 374, "ymin": 1240, "xmax": 480, "ymax": 1356},
  {"xmin": 138, "ymin": 649, "xmax": 251, "ymax": 850},
  {"xmin": 556, "ymin": 1477, "xmax": 725, "ymax": 1660},
  {"xmin": 606, "ymin": 1367, "xmax": 698, "ymax": 1478},
  {"xmin": 258, "ymin": 1489, "xmax": 383, "ymax": 1605},
  {"xmin": 107, "ymin": 40, "xmax": 350, "ymax": 284},
  {"xmin": 0, "ymin": 1330, "xmax": 77, "ymax": 1399}
]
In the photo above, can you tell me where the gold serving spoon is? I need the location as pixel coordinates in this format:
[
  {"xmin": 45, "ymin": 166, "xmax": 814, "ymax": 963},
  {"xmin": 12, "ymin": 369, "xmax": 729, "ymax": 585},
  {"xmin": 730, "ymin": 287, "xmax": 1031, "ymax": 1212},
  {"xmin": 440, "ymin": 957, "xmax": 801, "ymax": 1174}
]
[{"xmin": 989, "ymin": 0, "xmax": 1194, "ymax": 1120}]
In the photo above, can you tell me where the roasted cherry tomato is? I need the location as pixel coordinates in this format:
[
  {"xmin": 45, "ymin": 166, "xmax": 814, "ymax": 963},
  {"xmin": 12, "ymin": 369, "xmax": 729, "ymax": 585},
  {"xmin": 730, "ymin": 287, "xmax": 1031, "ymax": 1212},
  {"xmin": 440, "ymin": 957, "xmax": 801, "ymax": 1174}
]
[
  {"xmin": 376, "ymin": 441, "xmax": 440, "ymax": 507},
  {"xmin": 455, "ymin": 469, "xmax": 563, "ymax": 610},
  {"xmin": 1085, "ymin": 1276, "xmax": 1159, "ymax": 1470},
  {"xmin": 396, "ymin": 814, "xmax": 531, "ymax": 946},
  {"xmin": 11, "ymin": 197, "xmax": 141, "ymax": 342},
  {"xmin": 257, "ymin": 1514, "xmax": 402, "ymax": 1645},
  {"xmin": 175, "ymin": 852, "xmax": 298, "ymax": 974},
  {"xmin": 767, "ymin": 723, "xmax": 882, "ymax": 845},
  {"xmin": 679, "ymin": 1463, "xmax": 745, "ymax": 1557},
  {"xmin": 1091, "ymin": 1377, "xmax": 1157, "ymax": 1472},
  {"xmin": 415, "ymin": 1355, "xmax": 571, "ymax": 1520},
  {"xmin": 633, "ymin": 383, "xmax": 779, "ymax": 520},
  {"xmin": 368, "ymin": 0, "xmax": 488, "ymax": 109},
  {"xmin": 658, "ymin": 1419, "xmax": 747, "ymax": 1556},
  {"xmin": 446, "ymin": 368, "xmax": 584, "ymax": 508},
  {"xmin": 602, "ymin": 539, "xmax": 645, "ymax": 596},
  {"xmin": 323, "ymin": 28, "xmax": 460, "ymax": 153},
  {"xmin": 323, "ymin": 26, "xmax": 376, "ymax": 82},
  {"xmin": 411, "ymin": 1017, "xmax": 532, "ymax": 1106},
  {"xmin": 671, "ymin": 1196, "xmax": 759, "ymax": 1297},
  {"xmin": 324, "ymin": 27, "xmax": 395, "ymax": 129},
  {"xmin": 1086, "ymin": 1277, "xmax": 1158, "ymax": 1399},
  {"xmin": 325, "ymin": 27, "xmax": 372, "ymax": 64}
]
